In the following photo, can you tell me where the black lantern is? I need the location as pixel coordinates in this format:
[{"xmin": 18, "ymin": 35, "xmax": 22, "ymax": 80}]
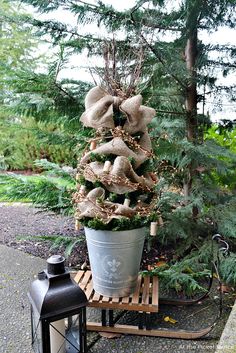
[{"xmin": 28, "ymin": 255, "xmax": 88, "ymax": 353}]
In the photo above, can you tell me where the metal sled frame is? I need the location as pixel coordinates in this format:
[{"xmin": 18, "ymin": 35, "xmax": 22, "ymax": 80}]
[{"xmin": 74, "ymin": 270, "xmax": 216, "ymax": 339}]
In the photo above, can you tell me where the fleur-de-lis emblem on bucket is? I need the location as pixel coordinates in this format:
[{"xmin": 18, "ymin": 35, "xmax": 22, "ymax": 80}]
[{"xmin": 108, "ymin": 259, "xmax": 121, "ymax": 272}]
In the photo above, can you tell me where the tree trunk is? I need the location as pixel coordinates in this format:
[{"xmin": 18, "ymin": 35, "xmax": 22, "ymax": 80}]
[
  {"xmin": 185, "ymin": 30, "xmax": 198, "ymax": 142},
  {"xmin": 183, "ymin": 4, "xmax": 199, "ymax": 219}
]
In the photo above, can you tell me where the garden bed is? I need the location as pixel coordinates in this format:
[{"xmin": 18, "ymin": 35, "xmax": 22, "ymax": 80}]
[{"xmin": 0, "ymin": 203, "xmax": 160, "ymax": 269}]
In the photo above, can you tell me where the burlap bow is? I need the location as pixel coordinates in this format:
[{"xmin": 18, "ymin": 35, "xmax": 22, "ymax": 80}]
[{"xmin": 80, "ymin": 86, "xmax": 155, "ymax": 132}]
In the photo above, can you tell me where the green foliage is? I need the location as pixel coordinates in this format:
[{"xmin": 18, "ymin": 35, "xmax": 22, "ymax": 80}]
[
  {"xmin": 208, "ymin": 197, "xmax": 236, "ymax": 238},
  {"xmin": 142, "ymin": 240, "xmax": 215, "ymax": 295},
  {"xmin": 33, "ymin": 159, "xmax": 75, "ymax": 181},
  {"xmin": 0, "ymin": 113, "xmax": 79, "ymax": 170},
  {"xmin": 0, "ymin": 1, "xmax": 94, "ymax": 170},
  {"xmin": 219, "ymin": 253, "xmax": 236, "ymax": 285},
  {"xmin": 205, "ymin": 124, "xmax": 236, "ymax": 189},
  {"xmin": 81, "ymin": 214, "xmax": 151, "ymax": 232},
  {"xmin": 0, "ymin": 0, "xmax": 38, "ymax": 83},
  {"xmin": 18, "ymin": 234, "xmax": 85, "ymax": 258},
  {"xmin": 143, "ymin": 265, "xmax": 210, "ymax": 296},
  {"xmin": 0, "ymin": 161, "xmax": 76, "ymax": 214},
  {"xmin": 49, "ymin": 235, "xmax": 85, "ymax": 258},
  {"xmin": 90, "ymin": 153, "xmax": 115, "ymax": 163}
]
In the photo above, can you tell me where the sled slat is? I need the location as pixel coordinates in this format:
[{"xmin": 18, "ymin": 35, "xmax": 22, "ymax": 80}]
[
  {"xmin": 132, "ymin": 275, "xmax": 142, "ymax": 305},
  {"xmin": 85, "ymin": 278, "xmax": 94, "ymax": 300},
  {"xmin": 80, "ymin": 270, "xmax": 92, "ymax": 290},
  {"xmin": 75, "ymin": 271, "xmax": 158, "ymax": 312},
  {"xmin": 142, "ymin": 276, "xmax": 150, "ymax": 305},
  {"xmin": 121, "ymin": 296, "xmax": 130, "ymax": 304},
  {"xmin": 92, "ymin": 292, "xmax": 101, "ymax": 302},
  {"xmin": 112, "ymin": 297, "xmax": 120, "ymax": 303},
  {"xmin": 152, "ymin": 276, "xmax": 159, "ymax": 307},
  {"xmin": 74, "ymin": 270, "xmax": 85, "ymax": 284},
  {"xmin": 101, "ymin": 296, "xmax": 110, "ymax": 303}
]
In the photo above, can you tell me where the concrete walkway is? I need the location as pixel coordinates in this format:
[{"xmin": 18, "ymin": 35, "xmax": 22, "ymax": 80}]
[
  {"xmin": 0, "ymin": 244, "xmax": 235, "ymax": 353},
  {"xmin": 215, "ymin": 301, "xmax": 236, "ymax": 353},
  {"xmin": 0, "ymin": 245, "xmax": 44, "ymax": 353}
]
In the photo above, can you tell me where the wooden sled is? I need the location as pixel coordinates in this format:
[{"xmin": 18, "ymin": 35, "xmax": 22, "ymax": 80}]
[{"xmin": 74, "ymin": 270, "xmax": 216, "ymax": 339}]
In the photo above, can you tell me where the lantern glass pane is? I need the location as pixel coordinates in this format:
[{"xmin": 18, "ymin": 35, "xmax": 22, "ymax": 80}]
[
  {"xmin": 49, "ymin": 314, "xmax": 82, "ymax": 353},
  {"xmin": 65, "ymin": 314, "xmax": 81, "ymax": 353},
  {"xmin": 31, "ymin": 306, "xmax": 42, "ymax": 353}
]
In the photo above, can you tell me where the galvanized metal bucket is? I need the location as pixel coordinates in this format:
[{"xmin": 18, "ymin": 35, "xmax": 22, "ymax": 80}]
[{"xmin": 84, "ymin": 227, "xmax": 146, "ymax": 298}]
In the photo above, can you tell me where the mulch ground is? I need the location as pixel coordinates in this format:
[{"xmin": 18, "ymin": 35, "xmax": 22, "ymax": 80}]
[{"xmin": 0, "ymin": 203, "xmax": 161, "ymax": 269}]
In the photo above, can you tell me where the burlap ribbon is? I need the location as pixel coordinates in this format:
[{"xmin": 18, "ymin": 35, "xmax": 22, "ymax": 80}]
[
  {"xmin": 80, "ymin": 86, "xmax": 155, "ymax": 132},
  {"xmin": 75, "ymin": 86, "xmax": 157, "ymax": 223},
  {"xmin": 82, "ymin": 156, "xmax": 155, "ymax": 194},
  {"xmin": 75, "ymin": 187, "xmax": 136, "ymax": 223}
]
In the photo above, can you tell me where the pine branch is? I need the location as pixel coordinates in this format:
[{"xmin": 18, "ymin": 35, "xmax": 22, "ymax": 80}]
[
  {"xmin": 156, "ymin": 109, "xmax": 186, "ymax": 115},
  {"xmin": 125, "ymin": 12, "xmax": 186, "ymax": 90},
  {"xmin": 138, "ymin": 33, "xmax": 186, "ymax": 89},
  {"xmin": 54, "ymin": 82, "xmax": 78, "ymax": 102},
  {"xmin": 130, "ymin": 6, "xmax": 183, "ymax": 32},
  {"xmin": 0, "ymin": 172, "xmax": 75, "ymax": 215}
]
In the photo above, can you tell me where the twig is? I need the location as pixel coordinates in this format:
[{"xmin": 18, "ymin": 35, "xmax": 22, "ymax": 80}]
[{"xmin": 185, "ymin": 303, "xmax": 214, "ymax": 319}]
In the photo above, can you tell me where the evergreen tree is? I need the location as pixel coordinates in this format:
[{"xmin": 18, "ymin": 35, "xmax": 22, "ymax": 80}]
[
  {"xmin": 3, "ymin": 0, "xmax": 236, "ymax": 291},
  {"xmin": 0, "ymin": 0, "xmax": 92, "ymax": 169}
]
